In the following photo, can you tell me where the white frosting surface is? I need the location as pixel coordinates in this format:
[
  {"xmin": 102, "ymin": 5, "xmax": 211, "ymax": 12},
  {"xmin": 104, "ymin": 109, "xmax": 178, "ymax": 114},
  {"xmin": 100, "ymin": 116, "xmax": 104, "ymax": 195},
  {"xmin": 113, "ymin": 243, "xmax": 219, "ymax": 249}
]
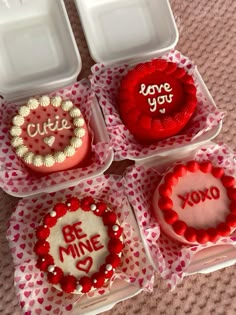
[{"xmin": 47, "ymin": 210, "xmax": 109, "ymax": 278}]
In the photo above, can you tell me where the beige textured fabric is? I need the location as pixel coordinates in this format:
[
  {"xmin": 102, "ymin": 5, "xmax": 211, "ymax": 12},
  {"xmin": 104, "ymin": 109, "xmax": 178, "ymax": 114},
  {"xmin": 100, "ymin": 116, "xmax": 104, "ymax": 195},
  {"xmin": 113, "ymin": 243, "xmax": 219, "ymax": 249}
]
[{"xmin": 0, "ymin": 0, "xmax": 235, "ymax": 314}]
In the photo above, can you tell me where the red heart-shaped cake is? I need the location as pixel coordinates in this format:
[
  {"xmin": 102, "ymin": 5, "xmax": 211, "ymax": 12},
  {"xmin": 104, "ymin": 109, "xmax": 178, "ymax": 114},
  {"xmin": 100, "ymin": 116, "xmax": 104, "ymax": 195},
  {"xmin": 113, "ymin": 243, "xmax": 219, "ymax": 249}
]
[{"xmin": 118, "ymin": 59, "xmax": 197, "ymax": 143}]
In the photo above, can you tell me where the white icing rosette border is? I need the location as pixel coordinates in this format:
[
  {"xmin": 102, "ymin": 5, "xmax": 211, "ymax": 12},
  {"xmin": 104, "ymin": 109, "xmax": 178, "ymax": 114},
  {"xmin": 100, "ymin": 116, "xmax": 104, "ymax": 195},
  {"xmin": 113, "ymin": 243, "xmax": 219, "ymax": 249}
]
[
  {"xmin": 122, "ymin": 143, "xmax": 236, "ymax": 289},
  {"xmin": 89, "ymin": 49, "xmax": 225, "ymax": 161},
  {"xmin": 7, "ymin": 175, "xmax": 155, "ymax": 315},
  {"xmin": 0, "ymin": 80, "xmax": 113, "ymax": 196}
]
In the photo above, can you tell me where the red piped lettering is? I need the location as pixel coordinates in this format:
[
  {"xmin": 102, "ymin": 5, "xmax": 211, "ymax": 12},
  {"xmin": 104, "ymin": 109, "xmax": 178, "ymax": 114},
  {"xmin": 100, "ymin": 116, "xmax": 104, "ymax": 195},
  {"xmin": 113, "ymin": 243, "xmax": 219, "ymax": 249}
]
[
  {"xmin": 62, "ymin": 221, "xmax": 87, "ymax": 243},
  {"xmin": 199, "ymin": 188, "xmax": 212, "ymax": 201},
  {"xmin": 178, "ymin": 186, "xmax": 220, "ymax": 209},
  {"xmin": 178, "ymin": 193, "xmax": 193, "ymax": 209},
  {"xmin": 59, "ymin": 244, "xmax": 75, "ymax": 262},
  {"xmin": 91, "ymin": 234, "xmax": 104, "ymax": 251},
  {"xmin": 211, "ymin": 186, "xmax": 220, "ymax": 199}
]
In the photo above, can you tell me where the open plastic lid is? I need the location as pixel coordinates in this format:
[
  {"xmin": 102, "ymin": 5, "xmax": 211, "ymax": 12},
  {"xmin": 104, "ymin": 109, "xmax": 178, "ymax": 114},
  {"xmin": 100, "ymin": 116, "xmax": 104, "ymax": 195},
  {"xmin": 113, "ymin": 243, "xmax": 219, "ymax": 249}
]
[
  {"xmin": 74, "ymin": 0, "xmax": 179, "ymax": 64},
  {"xmin": 0, "ymin": 0, "xmax": 82, "ymax": 102}
]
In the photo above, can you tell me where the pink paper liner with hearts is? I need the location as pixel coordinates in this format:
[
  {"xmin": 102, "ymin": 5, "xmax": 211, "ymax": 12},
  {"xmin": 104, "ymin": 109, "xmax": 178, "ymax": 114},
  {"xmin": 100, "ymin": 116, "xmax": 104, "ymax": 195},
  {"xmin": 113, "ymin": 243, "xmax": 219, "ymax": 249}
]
[
  {"xmin": 0, "ymin": 80, "xmax": 113, "ymax": 197},
  {"xmin": 89, "ymin": 50, "xmax": 225, "ymax": 161},
  {"xmin": 7, "ymin": 174, "xmax": 155, "ymax": 315},
  {"xmin": 122, "ymin": 143, "xmax": 236, "ymax": 289}
]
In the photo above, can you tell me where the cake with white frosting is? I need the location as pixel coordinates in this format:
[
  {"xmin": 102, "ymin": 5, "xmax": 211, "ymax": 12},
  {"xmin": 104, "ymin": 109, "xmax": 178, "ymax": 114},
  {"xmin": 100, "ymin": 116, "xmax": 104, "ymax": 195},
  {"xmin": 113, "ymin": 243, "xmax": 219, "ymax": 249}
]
[
  {"xmin": 10, "ymin": 95, "xmax": 90, "ymax": 173},
  {"xmin": 34, "ymin": 196, "xmax": 123, "ymax": 294}
]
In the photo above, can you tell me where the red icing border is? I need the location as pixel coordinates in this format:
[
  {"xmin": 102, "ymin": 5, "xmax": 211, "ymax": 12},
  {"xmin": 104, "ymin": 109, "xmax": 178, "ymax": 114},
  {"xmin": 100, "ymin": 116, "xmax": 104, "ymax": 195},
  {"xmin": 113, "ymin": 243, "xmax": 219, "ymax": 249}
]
[
  {"xmin": 156, "ymin": 161, "xmax": 236, "ymax": 244},
  {"xmin": 34, "ymin": 197, "xmax": 123, "ymax": 294},
  {"xmin": 118, "ymin": 59, "xmax": 197, "ymax": 143}
]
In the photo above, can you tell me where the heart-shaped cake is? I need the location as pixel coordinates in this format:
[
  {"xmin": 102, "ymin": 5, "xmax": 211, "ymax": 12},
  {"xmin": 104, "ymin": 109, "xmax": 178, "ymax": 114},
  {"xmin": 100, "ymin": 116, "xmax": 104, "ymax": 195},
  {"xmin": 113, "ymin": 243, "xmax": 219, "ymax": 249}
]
[
  {"xmin": 10, "ymin": 95, "xmax": 90, "ymax": 173},
  {"xmin": 152, "ymin": 160, "xmax": 236, "ymax": 245},
  {"xmin": 118, "ymin": 59, "xmax": 197, "ymax": 143},
  {"xmin": 34, "ymin": 196, "xmax": 123, "ymax": 294}
]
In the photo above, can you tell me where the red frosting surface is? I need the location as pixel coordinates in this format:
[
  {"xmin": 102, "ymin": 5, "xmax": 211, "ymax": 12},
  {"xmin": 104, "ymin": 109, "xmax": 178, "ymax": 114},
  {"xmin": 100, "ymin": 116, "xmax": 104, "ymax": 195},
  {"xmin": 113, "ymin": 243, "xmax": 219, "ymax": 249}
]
[{"xmin": 118, "ymin": 59, "xmax": 197, "ymax": 143}]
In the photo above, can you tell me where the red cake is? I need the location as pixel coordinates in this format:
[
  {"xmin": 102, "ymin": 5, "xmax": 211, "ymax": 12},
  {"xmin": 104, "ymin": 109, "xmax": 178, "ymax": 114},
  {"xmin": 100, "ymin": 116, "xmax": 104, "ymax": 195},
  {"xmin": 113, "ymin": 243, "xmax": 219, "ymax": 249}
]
[
  {"xmin": 10, "ymin": 95, "xmax": 90, "ymax": 173},
  {"xmin": 34, "ymin": 196, "xmax": 123, "ymax": 294},
  {"xmin": 152, "ymin": 161, "xmax": 236, "ymax": 245},
  {"xmin": 118, "ymin": 59, "xmax": 197, "ymax": 143}
]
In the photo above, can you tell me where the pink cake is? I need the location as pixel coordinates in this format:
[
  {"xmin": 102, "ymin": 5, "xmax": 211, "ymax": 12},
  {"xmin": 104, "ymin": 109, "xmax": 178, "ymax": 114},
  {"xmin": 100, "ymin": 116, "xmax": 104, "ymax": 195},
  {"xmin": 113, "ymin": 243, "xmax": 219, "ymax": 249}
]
[
  {"xmin": 10, "ymin": 95, "xmax": 90, "ymax": 174},
  {"xmin": 34, "ymin": 196, "xmax": 123, "ymax": 294},
  {"xmin": 152, "ymin": 161, "xmax": 236, "ymax": 245}
]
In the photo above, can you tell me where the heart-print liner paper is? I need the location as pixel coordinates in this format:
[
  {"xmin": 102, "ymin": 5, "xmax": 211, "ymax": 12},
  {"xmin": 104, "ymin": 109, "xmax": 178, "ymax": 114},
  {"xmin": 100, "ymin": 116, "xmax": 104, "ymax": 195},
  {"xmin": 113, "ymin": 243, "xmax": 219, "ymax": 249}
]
[
  {"xmin": 7, "ymin": 174, "xmax": 155, "ymax": 315},
  {"xmin": 0, "ymin": 79, "xmax": 113, "ymax": 196},
  {"xmin": 89, "ymin": 50, "xmax": 225, "ymax": 161},
  {"xmin": 122, "ymin": 143, "xmax": 236, "ymax": 289}
]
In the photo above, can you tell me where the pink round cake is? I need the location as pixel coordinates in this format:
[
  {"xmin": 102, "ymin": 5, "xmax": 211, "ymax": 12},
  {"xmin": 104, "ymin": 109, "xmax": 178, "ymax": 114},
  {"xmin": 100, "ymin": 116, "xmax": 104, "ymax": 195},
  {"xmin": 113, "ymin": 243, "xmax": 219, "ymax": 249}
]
[
  {"xmin": 34, "ymin": 196, "xmax": 123, "ymax": 294},
  {"xmin": 152, "ymin": 160, "xmax": 236, "ymax": 245},
  {"xmin": 10, "ymin": 95, "xmax": 90, "ymax": 174}
]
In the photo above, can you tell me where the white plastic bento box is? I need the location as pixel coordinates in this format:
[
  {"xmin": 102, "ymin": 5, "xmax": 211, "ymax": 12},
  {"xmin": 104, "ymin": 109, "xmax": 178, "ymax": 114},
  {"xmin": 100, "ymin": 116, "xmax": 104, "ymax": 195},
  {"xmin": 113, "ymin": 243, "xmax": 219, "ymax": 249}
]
[
  {"xmin": 74, "ymin": 0, "xmax": 222, "ymax": 165},
  {"xmin": 0, "ymin": 0, "xmax": 81, "ymax": 102},
  {"xmin": 74, "ymin": 0, "xmax": 178, "ymax": 64}
]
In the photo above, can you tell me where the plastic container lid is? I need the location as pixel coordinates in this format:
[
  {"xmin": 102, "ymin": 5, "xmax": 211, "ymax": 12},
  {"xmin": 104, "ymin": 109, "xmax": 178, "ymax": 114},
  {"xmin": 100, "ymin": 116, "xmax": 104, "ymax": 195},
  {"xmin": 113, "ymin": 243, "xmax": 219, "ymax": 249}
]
[
  {"xmin": 0, "ymin": 0, "xmax": 82, "ymax": 102},
  {"xmin": 74, "ymin": 0, "xmax": 178, "ymax": 64}
]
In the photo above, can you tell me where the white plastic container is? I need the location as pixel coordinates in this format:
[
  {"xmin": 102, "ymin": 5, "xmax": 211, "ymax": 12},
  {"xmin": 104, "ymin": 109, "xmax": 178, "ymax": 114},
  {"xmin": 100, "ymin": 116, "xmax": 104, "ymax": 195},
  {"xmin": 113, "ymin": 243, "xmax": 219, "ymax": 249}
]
[
  {"xmin": 74, "ymin": 0, "xmax": 179, "ymax": 64},
  {"xmin": 74, "ymin": 0, "xmax": 222, "ymax": 165},
  {"xmin": 71, "ymin": 280, "xmax": 142, "ymax": 315},
  {"xmin": 0, "ymin": 0, "xmax": 81, "ymax": 102},
  {"xmin": 129, "ymin": 150, "xmax": 236, "ymax": 283}
]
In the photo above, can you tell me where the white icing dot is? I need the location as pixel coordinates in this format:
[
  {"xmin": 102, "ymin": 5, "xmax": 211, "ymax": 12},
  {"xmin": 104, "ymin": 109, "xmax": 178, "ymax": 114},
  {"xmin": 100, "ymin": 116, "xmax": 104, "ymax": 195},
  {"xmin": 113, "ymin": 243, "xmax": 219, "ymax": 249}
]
[
  {"xmin": 23, "ymin": 152, "xmax": 34, "ymax": 164},
  {"xmin": 39, "ymin": 95, "xmax": 50, "ymax": 107},
  {"xmin": 44, "ymin": 155, "xmax": 55, "ymax": 167},
  {"xmin": 27, "ymin": 98, "xmax": 39, "ymax": 109},
  {"xmin": 74, "ymin": 127, "xmax": 86, "ymax": 138},
  {"xmin": 19, "ymin": 106, "xmax": 30, "ymax": 117},
  {"xmin": 64, "ymin": 145, "xmax": 75, "ymax": 157},
  {"xmin": 10, "ymin": 126, "xmax": 22, "ymax": 137},
  {"xmin": 47, "ymin": 265, "xmax": 55, "ymax": 273},
  {"xmin": 50, "ymin": 211, "xmax": 56, "ymax": 217},
  {"xmin": 51, "ymin": 96, "xmax": 62, "ymax": 107},
  {"xmin": 33, "ymin": 155, "xmax": 43, "ymax": 167},
  {"xmin": 73, "ymin": 117, "xmax": 85, "ymax": 127},
  {"xmin": 16, "ymin": 145, "xmax": 28, "ymax": 157},
  {"xmin": 106, "ymin": 264, "xmax": 113, "ymax": 271},
  {"xmin": 42, "ymin": 258, "xmax": 45, "ymax": 262},
  {"xmin": 93, "ymin": 279, "xmax": 97, "ymax": 284},
  {"xmin": 62, "ymin": 100, "xmax": 73, "ymax": 111},
  {"xmin": 44, "ymin": 225, "xmax": 47, "ymax": 228},
  {"xmin": 90, "ymin": 204, "xmax": 97, "ymax": 211},
  {"xmin": 70, "ymin": 108, "xmax": 81, "ymax": 117},
  {"xmin": 53, "ymin": 272, "xmax": 57, "ymax": 275},
  {"xmin": 67, "ymin": 203, "xmax": 71, "ymax": 207},
  {"xmin": 54, "ymin": 151, "xmax": 66, "ymax": 163},
  {"xmin": 13, "ymin": 115, "xmax": 24, "ymax": 126},
  {"xmin": 112, "ymin": 225, "xmax": 119, "ymax": 232},
  {"xmin": 76, "ymin": 284, "xmax": 83, "ymax": 292},
  {"xmin": 11, "ymin": 137, "xmax": 23, "ymax": 148},
  {"xmin": 105, "ymin": 270, "xmax": 108, "ymax": 274},
  {"xmin": 70, "ymin": 137, "xmax": 82, "ymax": 148}
]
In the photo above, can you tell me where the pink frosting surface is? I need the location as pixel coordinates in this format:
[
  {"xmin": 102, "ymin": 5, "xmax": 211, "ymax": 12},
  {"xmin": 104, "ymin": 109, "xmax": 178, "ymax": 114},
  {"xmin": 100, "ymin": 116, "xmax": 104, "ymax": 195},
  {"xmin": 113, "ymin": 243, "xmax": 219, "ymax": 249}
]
[{"xmin": 22, "ymin": 105, "xmax": 74, "ymax": 155}]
